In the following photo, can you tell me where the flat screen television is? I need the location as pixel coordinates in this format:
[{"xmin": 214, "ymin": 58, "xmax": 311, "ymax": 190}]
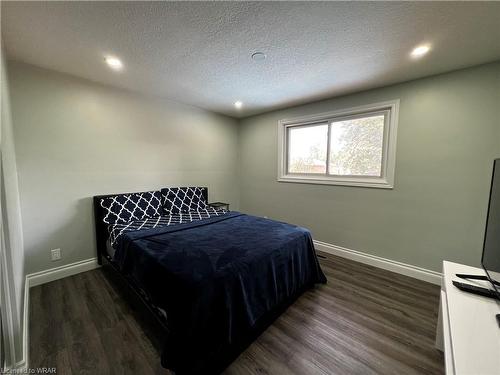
[{"xmin": 482, "ymin": 159, "xmax": 500, "ymax": 300}]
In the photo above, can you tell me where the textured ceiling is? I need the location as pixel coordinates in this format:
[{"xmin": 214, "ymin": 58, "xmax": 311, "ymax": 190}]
[{"xmin": 2, "ymin": 2, "xmax": 500, "ymax": 118}]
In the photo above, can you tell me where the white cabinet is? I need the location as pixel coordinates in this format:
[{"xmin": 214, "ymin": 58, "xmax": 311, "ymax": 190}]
[{"xmin": 437, "ymin": 261, "xmax": 500, "ymax": 374}]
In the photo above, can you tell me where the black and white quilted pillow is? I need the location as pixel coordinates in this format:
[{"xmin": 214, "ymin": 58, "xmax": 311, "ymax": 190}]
[
  {"xmin": 100, "ymin": 190, "xmax": 162, "ymax": 224},
  {"xmin": 161, "ymin": 187, "xmax": 207, "ymax": 214}
]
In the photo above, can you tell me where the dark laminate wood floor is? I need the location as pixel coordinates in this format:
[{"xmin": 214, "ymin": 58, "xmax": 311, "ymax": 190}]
[{"xmin": 30, "ymin": 252, "xmax": 444, "ymax": 375}]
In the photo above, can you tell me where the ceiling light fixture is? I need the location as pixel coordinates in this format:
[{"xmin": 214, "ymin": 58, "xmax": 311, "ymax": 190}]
[
  {"xmin": 410, "ymin": 44, "xmax": 431, "ymax": 59},
  {"xmin": 105, "ymin": 56, "xmax": 123, "ymax": 71},
  {"xmin": 234, "ymin": 101, "xmax": 243, "ymax": 109},
  {"xmin": 251, "ymin": 52, "xmax": 266, "ymax": 61}
]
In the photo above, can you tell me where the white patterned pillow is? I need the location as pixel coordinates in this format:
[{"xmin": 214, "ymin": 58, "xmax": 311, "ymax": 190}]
[
  {"xmin": 100, "ymin": 191, "xmax": 162, "ymax": 224},
  {"xmin": 161, "ymin": 187, "xmax": 207, "ymax": 214}
]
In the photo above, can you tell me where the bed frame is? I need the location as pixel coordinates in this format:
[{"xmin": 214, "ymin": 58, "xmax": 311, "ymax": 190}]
[
  {"xmin": 92, "ymin": 187, "xmax": 322, "ymax": 373},
  {"xmin": 92, "ymin": 187, "xmax": 209, "ymax": 335}
]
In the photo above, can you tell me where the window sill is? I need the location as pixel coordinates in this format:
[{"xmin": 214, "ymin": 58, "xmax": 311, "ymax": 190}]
[{"xmin": 277, "ymin": 175, "xmax": 393, "ymax": 189}]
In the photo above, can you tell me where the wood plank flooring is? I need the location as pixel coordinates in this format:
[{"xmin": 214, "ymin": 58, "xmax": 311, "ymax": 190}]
[{"xmin": 30, "ymin": 252, "xmax": 444, "ymax": 374}]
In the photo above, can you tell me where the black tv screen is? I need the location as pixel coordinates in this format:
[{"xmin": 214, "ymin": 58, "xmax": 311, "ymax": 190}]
[{"xmin": 482, "ymin": 159, "xmax": 500, "ymax": 298}]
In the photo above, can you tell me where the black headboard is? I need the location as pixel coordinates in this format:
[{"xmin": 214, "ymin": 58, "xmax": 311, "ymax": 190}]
[{"xmin": 93, "ymin": 187, "xmax": 208, "ymax": 265}]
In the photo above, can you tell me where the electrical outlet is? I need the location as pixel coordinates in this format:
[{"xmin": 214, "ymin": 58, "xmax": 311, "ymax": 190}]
[{"xmin": 51, "ymin": 248, "xmax": 61, "ymax": 261}]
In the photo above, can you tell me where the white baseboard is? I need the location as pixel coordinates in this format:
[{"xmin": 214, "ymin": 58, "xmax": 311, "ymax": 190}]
[
  {"xmin": 314, "ymin": 240, "xmax": 442, "ymax": 285},
  {"xmin": 27, "ymin": 258, "xmax": 99, "ymax": 288},
  {"xmin": 11, "ymin": 257, "xmax": 100, "ymax": 371}
]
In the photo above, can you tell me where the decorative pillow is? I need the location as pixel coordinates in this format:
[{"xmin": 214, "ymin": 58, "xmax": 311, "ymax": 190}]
[
  {"xmin": 161, "ymin": 187, "xmax": 207, "ymax": 214},
  {"xmin": 100, "ymin": 190, "xmax": 162, "ymax": 224}
]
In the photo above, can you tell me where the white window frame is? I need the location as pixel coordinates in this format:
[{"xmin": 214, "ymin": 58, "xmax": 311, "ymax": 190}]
[{"xmin": 277, "ymin": 100, "xmax": 399, "ymax": 189}]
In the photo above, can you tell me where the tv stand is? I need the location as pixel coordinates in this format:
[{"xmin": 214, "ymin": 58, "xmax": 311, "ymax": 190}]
[{"xmin": 437, "ymin": 261, "xmax": 500, "ymax": 374}]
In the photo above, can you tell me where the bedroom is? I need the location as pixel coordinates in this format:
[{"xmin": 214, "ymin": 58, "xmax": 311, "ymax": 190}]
[{"xmin": 1, "ymin": 1, "xmax": 499, "ymax": 374}]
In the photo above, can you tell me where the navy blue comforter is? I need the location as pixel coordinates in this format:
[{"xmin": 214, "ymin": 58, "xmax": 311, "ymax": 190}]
[{"xmin": 113, "ymin": 212, "xmax": 326, "ymax": 374}]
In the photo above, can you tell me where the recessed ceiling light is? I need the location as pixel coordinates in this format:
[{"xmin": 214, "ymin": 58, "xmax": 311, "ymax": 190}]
[
  {"xmin": 104, "ymin": 56, "xmax": 123, "ymax": 71},
  {"xmin": 234, "ymin": 101, "xmax": 243, "ymax": 109},
  {"xmin": 410, "ymin": 44, "xmax": 431, "ymax": 59},
  {"xmin": 251, "ymin": 52, "xmax": 266, "ymax": 61}
]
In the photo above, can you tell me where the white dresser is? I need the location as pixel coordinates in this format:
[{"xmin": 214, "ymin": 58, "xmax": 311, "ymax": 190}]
[{"xmin": 437, "ymin": 261, "xmax": 500, "ymax": 375}]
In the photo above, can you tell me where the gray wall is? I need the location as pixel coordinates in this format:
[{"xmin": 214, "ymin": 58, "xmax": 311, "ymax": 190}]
[
  {"xmin": 8, "ymin": 62, "xmax": 240, "ymax": 274},
  {"xmin": 7, "ymin": 59, "xmax": 500, "ymax": 276},
  {"xmin": 239, "ymin": 62, "xmax": 500, "ymax": 272},
  {"xmin": 1, "ymin": 46, "xmax": 24, "ymax": 365}
]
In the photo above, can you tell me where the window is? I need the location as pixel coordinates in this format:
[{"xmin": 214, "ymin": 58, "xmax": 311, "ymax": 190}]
[{"xmin": 278, "ymin": 100, "xmax": 399, "ymax": 188}]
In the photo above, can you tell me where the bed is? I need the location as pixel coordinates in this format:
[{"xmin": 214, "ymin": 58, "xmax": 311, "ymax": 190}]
[{"xmin": 93, "ymin": 187, "xmax": 326, "ymax": 374}]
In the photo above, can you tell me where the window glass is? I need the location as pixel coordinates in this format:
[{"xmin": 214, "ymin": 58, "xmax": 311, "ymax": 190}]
[{"xmin": 288, "ymin": 124, "xmax": 328, "ymax": 174}]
